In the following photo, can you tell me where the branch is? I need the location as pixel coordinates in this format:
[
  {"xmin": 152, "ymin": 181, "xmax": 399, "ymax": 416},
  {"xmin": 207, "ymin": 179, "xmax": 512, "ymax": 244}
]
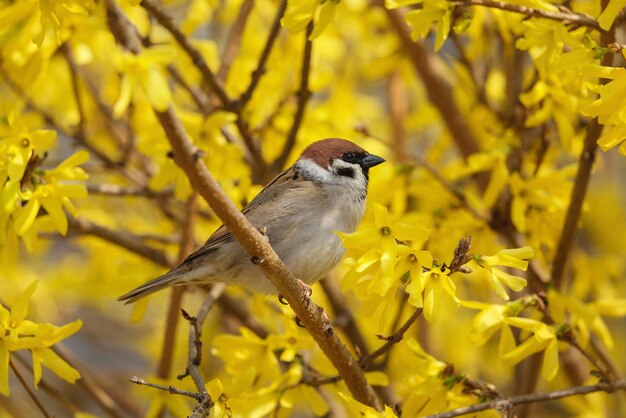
[
  {"xmin": 104, "ymin": 2, "xmax": 381, "ymax": 408},
  {"xmin": 86, "ymin": 184, "xmax": 171, "ymax": 197},
  {"xmin": 426, "ymin": 379, "xmax": 626, "ymax": 418},
  {"xmin": 380, "ymin": 3, "xmax": 482, "ymax": 165},
  {"xmin": 9, "ymin": 360, "xmax": 52, "ymax": 418},
  {"xmin": 449, "ymin": 0, "xmax": 601, "ymax": 30},
  {"xmin": 53, "ymin": 344, "xmax": 142, "ymax": 418},
  {"xmin": 217, "ymin": 0, "xmax": 255, "ymax": 82},
  {"xmin": 67, "ymin": 216, "xmax": 174, "ymax": 267},
  {"xmin": 359, "ymin": 308, "xmax": 423, "ymax": 369},
  {"xmin": 129, "ymin": 377, "xmax": 202, "ymax": 400},
  {"xmin": 551, "ymin": 6, "xmax": 616, "ymax": 289},
  {"xmin": 138, "ymin": 0, "xmax": 267, "ymax": 176},
  {"xmin": 234, "ymin": 0, "xmax": 288, "ymax": 110},
  {"xmin": 156, "ymin": 193, "xmax": 198, "ymax": 382},
  {"xmin": 180, "ymin": 284, "xmax": 226, "ymax": 417},
  {"xmin": 0, "ymin": 66, "xmax": 120, "ymax": 170},
  {"xmin": 272, "ymin": 23, "xmax": 313, "ymax": 171},
  {"xmin": 105, "ymin": 2, "xmax": 383, "ymax": 408},
  {"xmin": 320, "ymin": 278, "xmax": 370, "ymax": 356},
  {"xmin": 139, "ymin": 0, "xmax": 229, "ymax": 105},
  {"xmin": 129, "ymin": 285, "xmax": 225, "ymax": 417}
]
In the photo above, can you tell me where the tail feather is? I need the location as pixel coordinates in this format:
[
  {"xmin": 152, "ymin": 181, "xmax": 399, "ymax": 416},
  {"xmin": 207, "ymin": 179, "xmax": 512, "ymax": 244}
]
[{"xmin": 118, "ymin": 270, "xmax": 185, "ymax": 304}]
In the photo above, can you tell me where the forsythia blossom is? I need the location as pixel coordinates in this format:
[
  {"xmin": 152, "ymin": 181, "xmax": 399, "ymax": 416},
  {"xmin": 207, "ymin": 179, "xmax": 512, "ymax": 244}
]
[
  {"xmin": 0, "ymin": 281, "xmax": 82, "ymax": 395},
  {"xmin": 475, "ymin": 246, "xmax": 534, "ymax": 300}
]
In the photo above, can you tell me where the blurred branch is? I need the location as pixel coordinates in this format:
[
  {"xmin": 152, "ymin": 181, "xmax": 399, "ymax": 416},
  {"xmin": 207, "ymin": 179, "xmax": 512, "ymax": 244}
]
[
  {"xmin": 216, "ymin": 292, "xmax": 269, "ymax": 338},
  {"xmin": 54, "ymin": 344, "xmax": 142, "ymax": 418},
  {"xmin": 272, "ymin": 23, "xmax": 313, "ymax": 171},
  {"xmin": 233, "ymin": 0, "xmax": 288, "ymax": 110},
  {"xmin": 426, "ymin": 379, "xmax": 626, "ymax": 418},
  {"xmin": 104, "ymin": 2, "xmax": 382, "ymax": 407},
  {"xmin": 0, "ymin": 66, "xmax": 121, "ymax": 172},
  {"xmin": 448, "ymin": 0, "xmax": 601, "ymax": 30},
  {"xmin": 138, "ymin": 0, "xmax": 267, "ymax": 177},
  {"xmin": 157, "ymin": 193, "xmax": 198, "ymax": 384},
  {"xmin": 380, "ymin": 4, "xmax": 482, "ymax": 165},
  {"xmin": 9, "ymin": 360, "xmax": 52, "ymax": 418},
  {"xmin": 217, "ymin": 0, "xmax": 255, "ymax": 81},
  {"xmin": 321, "ymin": 278, "xmax": 370, "ymax": 356},
  {"xmin": 138, "ymin": 0, "xmax": 229, "ymax": 105},
  {"xmin": 68, "ymin": 216, "xmax": 175, "ymax": 267},
  {"xmin": 551, "ymin": 1, "xmax": 615, "ymax": 287},
  {"xmin": 167, "ymin": 65, "xmax": 212, "ymax": 114},
  {"xmin": 86, "ymin": 183, "xmax": 171, "ymax": 197},
  {"xmin": 386, "ymin": 72, "xmax": 410, "ymax": 162},
  {"xmin": 13, "ymin": 352, "xmax": 81, "ymax": 415}
]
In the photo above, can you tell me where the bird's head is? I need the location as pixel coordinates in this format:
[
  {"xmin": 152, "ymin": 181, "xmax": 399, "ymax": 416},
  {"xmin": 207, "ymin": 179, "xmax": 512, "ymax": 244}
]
[{"xmin": 295, "ymin": 138, "xmax": 385, "ymax": 197}]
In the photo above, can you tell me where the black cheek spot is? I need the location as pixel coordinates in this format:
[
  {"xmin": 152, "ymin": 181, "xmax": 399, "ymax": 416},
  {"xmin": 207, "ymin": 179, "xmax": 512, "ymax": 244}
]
[{"xmin": 336, "ymin": 167, "xmax": 355, "ymax": 178}]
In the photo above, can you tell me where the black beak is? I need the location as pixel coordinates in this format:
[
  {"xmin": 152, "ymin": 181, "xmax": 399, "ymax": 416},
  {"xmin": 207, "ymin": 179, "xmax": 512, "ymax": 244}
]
[{"xmin": 361, "ymin": 154, "xmax": 385, "ymax": 169}]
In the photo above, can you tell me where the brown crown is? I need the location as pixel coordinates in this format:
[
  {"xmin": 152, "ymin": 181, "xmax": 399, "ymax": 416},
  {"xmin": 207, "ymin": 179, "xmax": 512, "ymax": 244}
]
[{"xmin": 299, "ymin": 138, "xmax": 366, "ymax": 168}]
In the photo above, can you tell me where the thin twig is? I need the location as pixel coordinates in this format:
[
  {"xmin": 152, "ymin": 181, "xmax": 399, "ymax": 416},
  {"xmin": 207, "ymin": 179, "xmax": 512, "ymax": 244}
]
[
  {"xmin": 9, "ymin": 360, "xmax": 52, "ymax": 418},
  {"xmin": 359, "ymin": 308, "xmax": 423, "ymax": 369},
  {"xmin": 272, "ymin": 23, "xmax": 313, "ymax": 171},
  {"xmin": 86, "ymin": 184, "xmax": 171, "ymax": 197},
  {"xmin": 129, "ymin": 377, "xmax": 202, "ymax": 401},
  {"xmin": 449, "ymin": 0, "xmax": 601, "ymax": 30},
  {"xmin": 426, "ymin": 379, "xmax": 626, "ymax": 418},
  {"xmin": 179, "ymin": 284, "xmax": 226, "ymax": 417}
]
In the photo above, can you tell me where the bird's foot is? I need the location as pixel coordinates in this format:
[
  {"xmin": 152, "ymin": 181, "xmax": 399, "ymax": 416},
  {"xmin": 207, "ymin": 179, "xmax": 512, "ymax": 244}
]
[
  {"xmin": 294, "ymin": 307, "xmax": 333, "ymax": 336},
  {"xmin": 299, "ymin": 280, "xmax": 313, "ymax": 308},
  {"xmin": 277, "ymin": 281, "xmax": 312, "ymax": 307}
]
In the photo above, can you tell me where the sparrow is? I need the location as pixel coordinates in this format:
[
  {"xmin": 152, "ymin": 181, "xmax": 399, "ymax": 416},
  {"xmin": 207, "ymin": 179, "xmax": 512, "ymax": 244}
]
[{"xmin": 118, "ymin": 138, "xmax": 385, "ymax": 303}]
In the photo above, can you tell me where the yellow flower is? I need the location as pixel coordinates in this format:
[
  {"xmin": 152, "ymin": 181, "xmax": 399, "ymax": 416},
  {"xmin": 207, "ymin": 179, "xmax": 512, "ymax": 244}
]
[
  {"xmin": 14, "ymin": 150, "xmax": 89, "ymax": 237},
  {"xmin": 464, "ymin": 300, "xmax": 560, "ymax": 381},
  {"xmin": 476, "ymin": 246, "xmax": 534, "ymax": 300},
  {"xmin": 500, "ymin": 318, "xmax": 560, "ymax": 381},
  {"xmin": 0, "ymin": 281, "xmax": 82, "ymax": 395},
  {"xmin": 113, "ymin": 46, "xmax": 176, "ymax": 117},
  {"xmin": 597, "ymin": 0, "xmax": 626, "ymax": 30},
  {"xmin": 405, "ymin": 261, "xmax": 458, "ymax": 323},
  {"xmin": 462, "ymin": 299, "xmax": 528, "ymax": 357},
  {"xmin": 549, "ymin": 290, "xmax": 626, "ymax": 350},
  {"xmin": 35, "ymin": 0, "xmax": 92, "ymax": 46},
  {"xmin": 339, "ymin": 203, "xmax": 429, "ymax": 278},
  {"xmin": 211, "ymin": 327, "xmax": 281, "ymax": 385},
  {"xmin": 399, "ymin": 0, "xmax": 453, "ymax": 51},
  {"xmin": 281, "ymin": 0, "xmax": 339, "ymax": 40}
]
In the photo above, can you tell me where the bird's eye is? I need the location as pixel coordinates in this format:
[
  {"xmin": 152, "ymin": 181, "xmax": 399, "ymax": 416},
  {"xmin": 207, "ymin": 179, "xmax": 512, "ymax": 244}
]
[{"xmin": 342, "ymin": 152, "xmax": 356, "ymax": 162}]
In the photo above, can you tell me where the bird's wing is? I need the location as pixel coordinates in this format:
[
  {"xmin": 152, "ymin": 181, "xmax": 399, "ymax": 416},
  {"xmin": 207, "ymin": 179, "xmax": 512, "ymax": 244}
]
[{"xmin": 181, "ymin": 166, "xmax": 303, "ymax": 264}]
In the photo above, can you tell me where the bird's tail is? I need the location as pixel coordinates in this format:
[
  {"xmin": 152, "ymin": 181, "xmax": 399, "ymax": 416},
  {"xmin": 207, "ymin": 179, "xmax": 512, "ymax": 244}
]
[{"xmin": 118, "ymin": 270, "xmax": 185, "ymax": 304}]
